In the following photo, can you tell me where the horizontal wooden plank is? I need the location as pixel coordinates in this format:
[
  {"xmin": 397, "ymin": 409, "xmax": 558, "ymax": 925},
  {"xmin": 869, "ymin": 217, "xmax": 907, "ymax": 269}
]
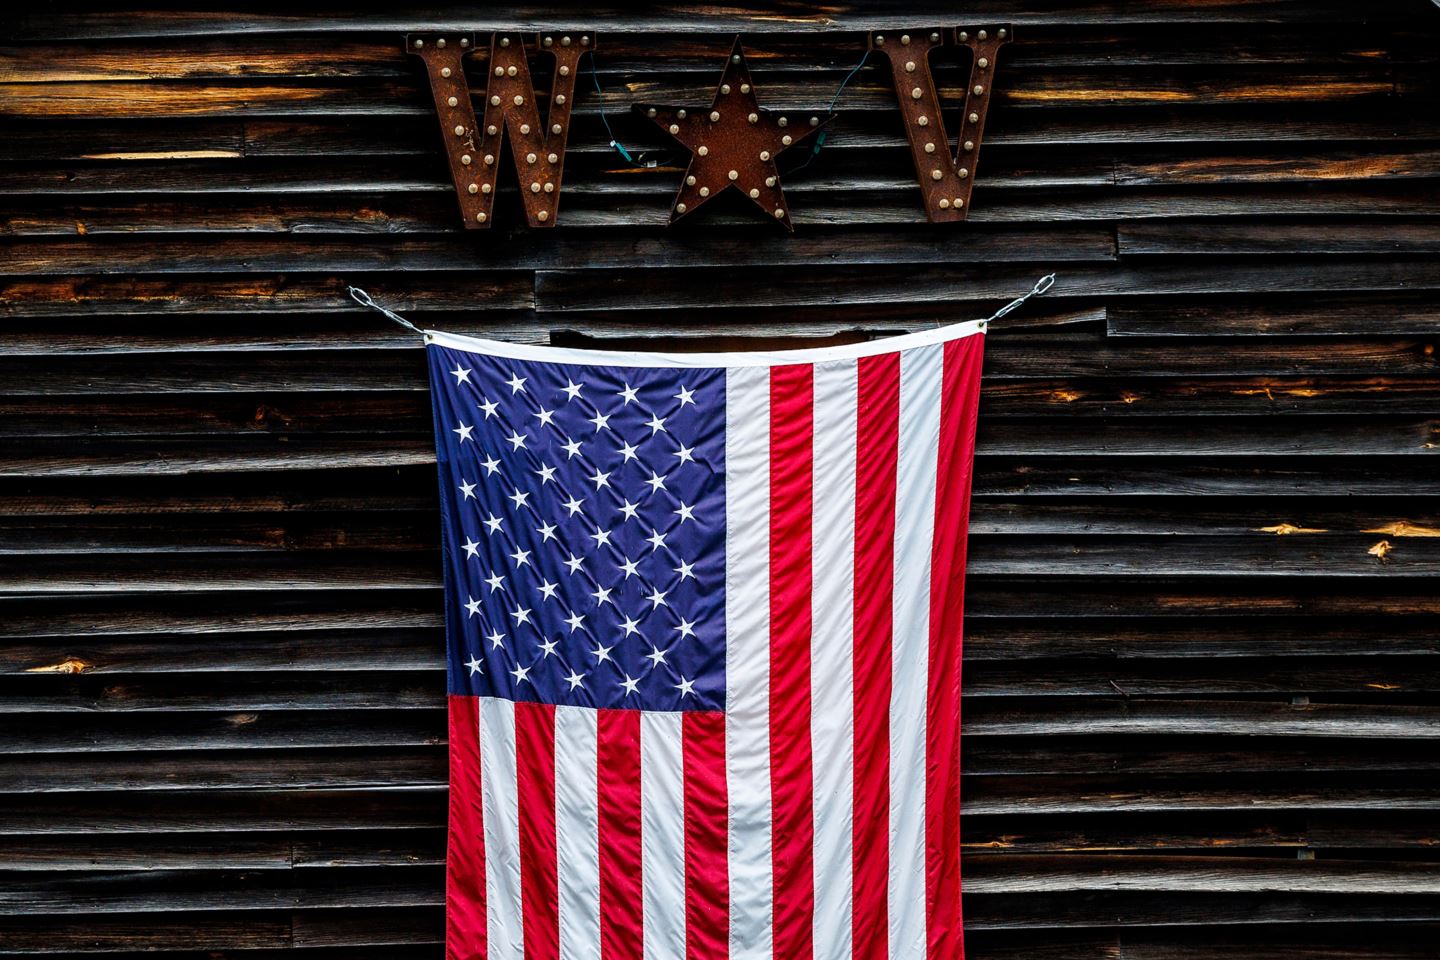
[
  {"xmin": 0, "ymin": 789, "xmax": 442, "ymax": 836},
  {"xmin": 970, "ymin": 656, "xmax": 1440, "ymax": 696},
  {"xmin": 0, "ymin": 914, "xmax": 291, "ymax": 951},
  {"xmin": 6, "ymin": 615, "xmax": 1437, "ymax": 675},
  {"xmin": 535, "ymin": 260, "xmax": 1440, "ymax": 311},
  {"xmin": 965, "ymin": 619, "xmax": 1440, "ymax": 659},
  {"xmin": 289, "ymin": 904, "xmax": 1440, "ymax": 948},
  {"xmin": 0, "ymin": 867, "xmax": 436, "ymax": 915},
  {"xmin": 8, "ymin": 185, "xmax": 1440, "ymax": 240},
  {"xmin": 5, "ymin": 652, "xmax": 1440, "ymax": 731},
  {"xmin": 5, "ymin": 910, "xmax": 1438, "ymax": 953},
  {"xmin": 1115, "ymin": 147, "xmax": 1440, "ymax": 186},
  {"xmin": 1119, "ymin": 221, "xmax": 1440, "ymax": 255},
  {"xmin": 4, "ymin": 143, "xmax": 1435, "ymax": 204},
  {"xmin": 0, "ymin": 438, "xmax": 438, "ymax": 477},
  {"xmin": 970, "ymin": 503, "xmax": 1440, "ymax": 537},
  {"xmin": 3, "ymin": 856, "xmax": 1439, "ymax": 919},
  {"xmin": 971, "ymin": 855, "xmax": 1440, "ymax": 894},
  {"xmin": 3, "ymin": 499, "xmax": 1436, "ymax": 545},
  {"xmin": 3, "ymin": 693, "xmax": 1440, "ymax": 759},
  {"xmin": 0, "ymin": 711, "xmax": 444, "ymax": 752},
  {"xmin": 9, "ymin": 2, "xmax": 1422, "ymax": 42},
  {"xmin": 7, "ymin": 418, "xmax": 1434, "ymax": 481},
  {"xmin": 5, "ymin": 791, "xmax": 1435, "ymax": 861},
  {"xmin": 0, "ymin": 632, "xmax": 442, "ymax": 676},
  {"xmin": 3, "ymin": 624, "xmax": 1438, "ymax": 680},
  {"xmin": 0, "ymin": 854, "xmax": 1431, "ymax": 912},
  {"xmin": 8, "ymin": 853, "xmax": 1440, "ymax": 910},
  {"xmin": 0, "ymin": 673, "xmax": 442, "ymax": 711},
  {"xmin": 0, "ymin": 99, "xmax": 1422, "ymax": 174},
  {"xmin": 14, "ymin": 639, "xmax": 1440, "ymax": 700},
  {"xmin": 980, "ymin": 377, "xmax": 1440, "ymax": 416},
  {"xmin": 6, "ymin": 27, "xmax": 1434, "ymax": 83},
  {"xmin": 2, "ymin": 533, "xmax": 1438, "ymax": 593},
  {"xmin": 0, "ymin": 151, "xmax": 1124, "ymax": 196},
  {"xmin": 0, "ymin": 274, "xmax": 535, "ymax": 318},
  {"xmin": 30, "ymin": 439, "xmax": 1387, "ymax": 482},
  {"xmin": 963, "ymin": 809, "xmax": 1440, "ymax": 854},
  {"xmin": 33, "ymin": 186, "xmax": 1440, "ymax": 237},
  {"xmin": 0, "ymin": 227, "xmax": 1116, "ymax": 275},
  {"xmin": 0, "ymin": 312, "xmax": 512, "ymax": 354},
  {"xmin": 5, "ymin": 740, "xmax": 1438, "ymax": 800},
  {"xmin": 13, "ymin": 377, "xmax": 1440, "ymax": 437},
  {"xmin": 0, "ymin": 593, "xmax": 440, "ymax": 639},
  {"xmin": 0, "ymin": 63, "xmax": 1408, "ymax": 123},
  {"xmin": 976, "ymin": 455, "xmax": 1440, "ymax": 496},
  {"xmin": 0, "ymin": 514, "xmax": 436, "ymax": 552},
  {"xmin": 6, "ymin": 577, "xmax": 1439, "ymax": 648},
  {"xmin": 968, "ymin": 700, "xmax": 1440, "ymax": 739},
  {"xmin": 0, "ymin": 469, "xmax": 436, "ymax": 514},
  {"xmin": 971, "ymin": 772, "xmax": 1440, "ymax": 812},
  {"xmin": 1108, "ymin": 292, "xmax": 1440, "ymax": 336},
  {"xmin": 1041, "ymin": 929, "xmax": 1440, "ymax": 960},
  {"xmin": 13, "ymin": 103, "xmax": 1437, "ymax": 167},
  {"xmin": 962, "ymin": 890, "xmax": 1440, "ymax": 930},
  {"xmin": 0, "ymin": 748, "xmax": 445, "ymax": 793},
  {"xmin": 5, "ymin": 312, "xmax": 1434, "ymax": 371},
  {"xmin": 21, "ymin": 809, "xmax": 1439, "ymax": 869},
  {"xmin": 0, "ymin": 834, "xmax": 296, "ymax": 871},
  {"xmin": 0, "ymin": 830, "xmax": 451, "ymax": 872},
  {"xmin": 1, "ymin": 341, "xmax": 1438, "ymax": 394}
]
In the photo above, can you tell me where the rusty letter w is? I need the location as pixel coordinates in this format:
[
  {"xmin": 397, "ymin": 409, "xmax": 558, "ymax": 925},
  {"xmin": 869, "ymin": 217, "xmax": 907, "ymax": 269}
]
[{"xmin": 407, "ymin": 31, "xmax": 593, "ymax": 228}]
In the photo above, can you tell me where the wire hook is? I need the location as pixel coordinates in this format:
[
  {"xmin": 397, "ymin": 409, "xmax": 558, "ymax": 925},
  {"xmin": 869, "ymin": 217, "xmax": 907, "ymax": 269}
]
[
  {"xmin": 347, "ymin": 285, "xmax": 425, "ymax": 337},
  {"xmin": 979, "ymin": 272, "xmax": 1056, "ymax": 328}
]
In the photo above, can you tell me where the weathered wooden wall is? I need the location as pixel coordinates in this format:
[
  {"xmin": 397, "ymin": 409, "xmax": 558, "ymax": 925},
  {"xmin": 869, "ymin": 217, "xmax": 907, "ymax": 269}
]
[{"xmin": 3, "ymin": 2, "xmax": 1440, "ymax": 956}]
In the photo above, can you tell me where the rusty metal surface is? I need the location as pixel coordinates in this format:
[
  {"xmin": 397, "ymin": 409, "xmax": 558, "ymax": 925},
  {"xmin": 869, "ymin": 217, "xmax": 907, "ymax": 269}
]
[
  {"xmin": 636, "ymin": 37, "xmax": 830, "ymax": 232},
  {"xmin": 407, "ymin": 30, "xmax": 590, "ymax": 228},
  {"xmin": 868, "ymin": 25, "xmax": 1012, "ymax": 222}
]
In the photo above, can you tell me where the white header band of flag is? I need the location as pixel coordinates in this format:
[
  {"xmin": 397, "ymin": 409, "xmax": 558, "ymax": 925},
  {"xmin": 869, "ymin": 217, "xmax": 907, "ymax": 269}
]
[{"xmin": 424, "ymin": 318, "xmax": 985, "ymax": 369}]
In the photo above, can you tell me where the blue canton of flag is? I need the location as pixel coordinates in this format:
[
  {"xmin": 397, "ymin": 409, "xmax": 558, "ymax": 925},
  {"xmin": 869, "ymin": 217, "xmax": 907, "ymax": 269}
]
[{"xmin": 430, "ymin": 343, "xmax": 727, "ymax": 712}]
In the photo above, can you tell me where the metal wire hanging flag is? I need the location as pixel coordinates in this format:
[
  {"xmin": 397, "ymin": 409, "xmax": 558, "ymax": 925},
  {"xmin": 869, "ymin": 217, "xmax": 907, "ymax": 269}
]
[{"xmin": 348, "ymin": 274, "xmax": 1058, "ymax": 341}]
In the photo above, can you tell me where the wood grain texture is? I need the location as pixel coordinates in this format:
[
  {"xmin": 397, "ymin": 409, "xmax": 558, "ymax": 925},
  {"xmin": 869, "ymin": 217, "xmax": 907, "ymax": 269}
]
[{"xmin": 2, "ymin": 3, "xmax": 1439, "ymax": 956}]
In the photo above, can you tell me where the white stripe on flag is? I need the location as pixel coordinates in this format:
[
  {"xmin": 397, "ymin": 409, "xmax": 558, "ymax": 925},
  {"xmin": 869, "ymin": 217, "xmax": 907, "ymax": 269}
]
[
  {"xmin": 555, "ymin": 704, "xmax": 600, "ymax": 960},
  {"xmin": 641, "ymin": 711, "xmax": 686, "ymax": 960},
  {"xmin": 809, "ymin": 358, "xmax": 857, "ymax": 960},
  {"xmin": 479, "ymin": 695, "xmax": 523, "ymax": 960},
  {"xmin": 890, "ymin": 344, "xmax": 942, "ymax": 960},
  {"xmin": 724, "ymin": 363, "xmax": 775, "ymax": 960}
]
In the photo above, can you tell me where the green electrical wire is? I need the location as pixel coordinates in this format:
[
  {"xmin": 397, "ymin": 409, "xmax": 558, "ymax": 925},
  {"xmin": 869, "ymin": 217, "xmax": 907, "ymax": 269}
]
[{"xmin": 588, "ymin": 48, "xmax": 872, "ymax": 173}]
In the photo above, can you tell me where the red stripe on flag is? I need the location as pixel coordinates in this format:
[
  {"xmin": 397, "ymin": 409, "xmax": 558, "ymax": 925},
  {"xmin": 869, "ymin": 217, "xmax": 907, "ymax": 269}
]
[
  {"xmin": 598, "ymin": 708, "xmax": 643, "ymax": 960},
  {"xmin": 852, "ymin": 352, "xmax": 899, "ymax": 960},
  {"xmin": 516, "ymin": 701, "xmax": 559, "ymax": 960},
  {"xmin": 683, "ymin": 711, "xmax": 729, "ymax": 960},
  {"xmin": 926, "ymin": 337, "xmax": 985, "ymax": 960},
  {"xmin": 446, "ymin": 695, "xmax": 487, "ymax": 960},
  {"xmin": 769, "ymin": 363, "xmax": 816, "ymax": 960}
]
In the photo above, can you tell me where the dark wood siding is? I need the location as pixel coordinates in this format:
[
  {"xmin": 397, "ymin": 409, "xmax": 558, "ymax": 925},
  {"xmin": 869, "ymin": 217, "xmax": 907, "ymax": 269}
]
[{"xmin": 3, "ymin": 3, "xmax": 1439, "ymax": 956}]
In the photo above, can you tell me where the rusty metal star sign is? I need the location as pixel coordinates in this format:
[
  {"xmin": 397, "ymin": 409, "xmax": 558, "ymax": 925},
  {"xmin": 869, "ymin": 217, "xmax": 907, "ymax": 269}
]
[{"xmin": 635, "ymin": 38, "xmax": 831, "ymax": 231}]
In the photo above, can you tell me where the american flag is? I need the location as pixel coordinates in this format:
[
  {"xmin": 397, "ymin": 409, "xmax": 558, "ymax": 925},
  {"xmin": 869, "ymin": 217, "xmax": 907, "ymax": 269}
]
[{"xmin": 428, "ymin": 321, "xmax": 985, "ymax": 960}]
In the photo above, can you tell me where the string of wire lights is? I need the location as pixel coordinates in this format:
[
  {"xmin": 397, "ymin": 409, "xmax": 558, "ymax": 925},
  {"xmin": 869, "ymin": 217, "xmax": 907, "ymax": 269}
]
[{"xmin": 587, "ymin": 49, "xmax": 873, "ymax": 174}]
